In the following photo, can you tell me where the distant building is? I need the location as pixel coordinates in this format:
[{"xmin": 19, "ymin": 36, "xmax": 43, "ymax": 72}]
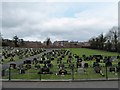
[
  {"xmin": 82, "ymin": 42, "xmax": 91, "ymax": 47},
  {"xmin": 25, "ymin": 41, "xmax": 43, "ymax": 48},
  {"xmin": 53, "ymin": 41, "xmax": 69, "ymax": 47},
  {"xmin": 70, "ymin": 41, "xmax": 78, "ymax": 45}
]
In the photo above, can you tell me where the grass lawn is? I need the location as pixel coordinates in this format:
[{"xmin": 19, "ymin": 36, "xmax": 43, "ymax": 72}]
[
  {"xmin": 2, "ymin": 48, "xmax": 120, "ymax": 80},
  {"xmin": 68, "ymin": 48, "xmax": 119, "ymax": 56}
]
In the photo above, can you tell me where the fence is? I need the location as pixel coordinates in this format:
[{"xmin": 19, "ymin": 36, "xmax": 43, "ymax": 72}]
[{"xmin": 2, "ymin": 63, "xmax": 119, "ymax": 81}]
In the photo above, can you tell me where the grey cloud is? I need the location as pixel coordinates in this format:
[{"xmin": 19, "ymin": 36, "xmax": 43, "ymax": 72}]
[{"xmin": 2, "ymin": 2, "xmax": 117, "ymax": 42}]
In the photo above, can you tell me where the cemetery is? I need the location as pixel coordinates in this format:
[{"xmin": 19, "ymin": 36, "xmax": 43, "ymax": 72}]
[{"xmin": 1, "ymin": 47, "xmax": 120, "ymax": 80}]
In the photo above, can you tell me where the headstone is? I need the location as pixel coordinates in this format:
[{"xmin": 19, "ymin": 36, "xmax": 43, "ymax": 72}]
[
  {"xmin": 117, "ymin": 56, "xmax": 120, "ymax": 59},
  {"xmin": 10, "ymin": 57, "xmax": 14, "ymax": 61},
  {"xmin": 25, "ymin": 64, "xmax": 31, "ymax": 69},
  {"xmin": 116, "ymin": 66, "xmax": 120, "ymax": 72},
  {"xmin": 35, "ymin": 64, "xmax": 41, "ymax": 69},
  {"xmin": 59, "ymin": 69, "xmax": 67, "ymax": 75},
  {"xmin": 39, "ymin": 60, "xmax": 43, "ymax": 64},
  {"xmin": 24, "ymin": 60, "xmax": 31, "ymax": 64},
  {"xmin": 51, "ymin": 58, "xmax": 54, "ymax": 60},
  {"xmin": 93, "ymin": 62, "xmax": 99, "ymax": 67},
  {"xmin": 2, "ymin": 70, "xmax": 5, "ymax": 76},
  {"xmin": 77, "ymin": 68, "xmax": 84, "ymax": 73},
  {"xmin": 81, "ymin": 61, "xmax": 85, "ymax": 68},
  {"xmin": 94, "ymin": 66, "xmax": 101, "ymax": 73},
  {"xmin": 59, "ymin": 64, "xmax": 65, "ymax": 69},
  {"xmin": 10, "ymin": 63, "xmax": 16, "ymax": 69},
  {"xmin": 47, "ymin": 63, "xmax": 52, "ymax": 68},
  {"xmin": 96, "ymin": 58, "xmax": 100, "ymax": 62},
  {"xmin": 41, "ymin": 67, "xmax": 50, "ymax": 74},
  {"xmin": 106, "ymin": 62, "xmax": 112, "ymax": 67},
  {"xmin": 109, "ymin": 67, "xmax": 115, "ymax": 72},
  {"xmin": 84, "ymin": 63, "xmax": 88, "ymax": 68},
  {"xmin": 20, "ymin": 68, "xmax": 25, "ymax": 74},
  {"xmin": 75, "ymin": 55, "xmax": 79, "ymax": 58}
]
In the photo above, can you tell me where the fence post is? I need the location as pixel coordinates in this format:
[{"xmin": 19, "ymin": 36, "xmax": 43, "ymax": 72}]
[
  {"xmin": 8, "ymin": 66, "xmax": 11, "ymax": 81},
  {"xmin": 39, "ymin": 70, "xmax": 41, "ymax": 81},
  {"xmin": 105, "ymin": 63, "xmax": 108, "ymax": 80},
  {"xmin": 39, "ymin": 73, "xmax": 41, "ymax": 81},
  {"xmin": 71, "ymin": 64, "xmax": 74, "ymax": 81}
]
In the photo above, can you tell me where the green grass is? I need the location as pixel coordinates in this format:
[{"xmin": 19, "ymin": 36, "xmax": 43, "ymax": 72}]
[
  {"xmin": 2, "ymin": 56, "xmax": 20, "ymax": 64},
  {"xmin": 2, "ymin": 48, "xmax": 120, "ymax": 80},
  {"xmin": 68, "ymin": 48, "xmax": 119, "ymax": 56}
]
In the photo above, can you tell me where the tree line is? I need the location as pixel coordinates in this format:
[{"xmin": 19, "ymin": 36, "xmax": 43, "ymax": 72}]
[{"xmin": 89, "ymin": 26, "xmax": 120, "ymax": 53}]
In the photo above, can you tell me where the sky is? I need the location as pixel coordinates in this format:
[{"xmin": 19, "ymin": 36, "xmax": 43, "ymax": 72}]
[{"xmin": 1, "ymin": 0, "xmax": 118, "ymax": 42}]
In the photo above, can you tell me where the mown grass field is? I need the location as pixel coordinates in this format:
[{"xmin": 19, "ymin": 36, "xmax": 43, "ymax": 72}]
[{"xmin": 2, "ymin": 48, "xmax": 120, "ymax": 80}]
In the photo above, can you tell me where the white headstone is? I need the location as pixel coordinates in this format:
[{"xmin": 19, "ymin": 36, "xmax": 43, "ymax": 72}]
[{"xmin": 81, "ymin": 61, "xmax": 85, "ymax": 68}]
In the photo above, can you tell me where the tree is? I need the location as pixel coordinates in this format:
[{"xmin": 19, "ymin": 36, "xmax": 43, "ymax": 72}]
[
  {"xmin": 89, "ymin": 38, "xmax": 96, "ymax": 49},
  {"xmin": 99, "ymin": 33, "xmax": 106, "ymax": 50},
  {"xmin": 117, "ymin": 42, "xmax": 120, "ymax": 53},
  {"xmin": 0, "ymin": 33, "xmax": 2, "ymax": 47},
  {"xmin": 89, "ymin": 33, "xmax": 106, "ymax": 50},
  {"xmin": 46, "ymin": 38, "xmax": 51, "ymax": 46},
  {"xmin": 19, "ymin": 39, "xmax": 25, "ymax": 47},
  {"xmin": 105, "ymin": 27, "xmax": 118, "ymax": 51},
  {"xmin": 114, "ymin": 31, "xmax": 118, "ymax": 51},
  {"xmin": 105, "ymin": 40, "xmax": 112, "ymax": 51},
  {"xmin": 13, "ymin": 35, "xmax": 19, "ymax": 47},
  {"xmin": 89, "ymin": 26, "xmax": 119, "ymax": 52}
]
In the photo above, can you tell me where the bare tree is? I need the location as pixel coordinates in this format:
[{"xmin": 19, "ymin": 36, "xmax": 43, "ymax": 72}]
[{"xmin": 105, "ymin": 27, "xmax": 118, "ymax": 51}]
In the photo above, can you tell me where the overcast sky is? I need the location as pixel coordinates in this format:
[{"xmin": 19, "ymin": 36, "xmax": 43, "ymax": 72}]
[{"xmin": 1, "ymin": 1, "xmax": 118, "ymax": 42}]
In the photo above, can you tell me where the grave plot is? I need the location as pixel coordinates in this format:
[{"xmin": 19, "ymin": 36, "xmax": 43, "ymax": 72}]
[
  {"xmin": 1, "ymin": 47, "xmax": 45, "ymax": 64},
  {"xmin": 2, "ymin": 48, "xmax": 120, "ymax": 80}
]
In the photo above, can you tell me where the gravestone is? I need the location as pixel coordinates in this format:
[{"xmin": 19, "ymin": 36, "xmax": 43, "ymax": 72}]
[
  {"xmin": 35, "ymin": 64, "xmax": 41, "ymax": 69},
  {"xmin": 19, "ymin": 55, "xmax": 23, "ymax": 59},
  {"xmin": 41, "ymin": 66, "xmax": 50, "ymax": 74},
  {"xmin": 84, "ymin": 63, "xmax": 88, "ymax": 68},
  {"xmin": 59, "ymin": 63, "xmax": 65, "ymax": 69},
  {"xmin": 51, "ymin": 58, "xmax": 54, "ymax": 60},
  {"xmin": 77, "ymin": 68, "xmax": 84, "ymax": 74},
  {"xmin": 96, "ymin": 58, "xmax": 100, "ymax": 62},
  {"xmin": 93, "ymin": 62, "xmax": 99, "ymax": 67},
  {"xmin": 59, "ymin": 69, "xmax": 67, "ymax": 75},
  {"xmin": 24, "ymin": 60, "xmax": 31, "ymax": 64},
  {"xmin": 76, "ymin": 62, "xmax": 82, "ymax": 68},
  {"xmin": 20, "ymin": 68, "xmax": 25, "ymax": 74},
  {"xmin": 10, "ymin": 63, "xmax": 16, "ymax": 69},
  {"xmin": 47, "ymin": 63, "xmax": 52, "ymax": 68},
  {"xmin": 109, "ymin": 67, "xmax": 115, "ymax": 72},
  {"xmin": 106, "ymin": 62, "xmax": 112, "ymax": 67},
  {"xmin": 67, "ymin": 58, "xmax": 71, "ymax": 63},
  {"xmin": 75, "ymin": 55, "xmax": 79, "ymax": 58},
  {"xmin": 10, "ymin": 57, "xmax": 14, "ymax": 61},
  {"xmin": 2, "ymin": 70, "xmax": 5, "ymax": 76},
  {"xmin": 25, "ymin": 64, "xmax": 31, "ymax": 69},
  {"xmin": 116, "ymin": 66, "xmax": 120, "ymax": 72},
  {"xmin": 94, "ymin": 66, "xmax": 101, "ymax": 73},
  {"xmin": 117, "ymin": 56, "xmax": 120, "ymax": 59},
  {"xmin": 39, "ymin": 60, "xmax": 43, "ymax": 64},
  {"xmin": 116, "ymin": 62, "xmax": 120, "ymax": 72}
]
